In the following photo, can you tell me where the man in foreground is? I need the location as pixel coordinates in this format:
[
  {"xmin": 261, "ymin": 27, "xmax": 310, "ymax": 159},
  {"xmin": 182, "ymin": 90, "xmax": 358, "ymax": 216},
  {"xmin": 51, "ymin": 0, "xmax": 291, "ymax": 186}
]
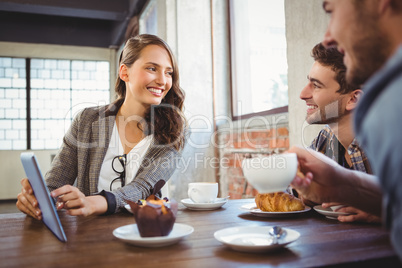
[{"xmin": 290, "ymin": 0, "xmax": 402, "ymax": 259}]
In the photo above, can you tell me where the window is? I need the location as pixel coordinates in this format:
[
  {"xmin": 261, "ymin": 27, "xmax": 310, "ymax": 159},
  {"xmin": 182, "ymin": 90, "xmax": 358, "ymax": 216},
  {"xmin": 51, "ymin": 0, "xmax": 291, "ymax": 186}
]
[
  {"xmin": 0, "ymin": 57, "xmax": 110, "ymax": 150},
  {"xmin": 0, "ymin": 58, "xmax": 26, "ymax": 150},
  {"xmin": 229, "ymin": 0, "xmax": 288, "ymax": 119},
  {"xmin": 139, "ymin": 0, "xmax": 158, "ymax": 35}
]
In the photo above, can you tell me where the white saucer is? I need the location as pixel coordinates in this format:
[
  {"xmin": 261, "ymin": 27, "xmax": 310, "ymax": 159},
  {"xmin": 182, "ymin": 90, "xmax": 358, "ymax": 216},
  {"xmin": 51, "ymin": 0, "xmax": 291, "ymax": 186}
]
[
  {"xmin": 240, "ymin": 203, "xmax": 311, "ymax": 218},
  {"xmin": 214, "ymin": 226, "xmax": 300, "ymax": 253},
  {"xmin": 181, "ymin": 198, "xmax": 228, "ymax": 210},
  {"xmin": 313, "ymin": 205, "xmax": 354, "ymax": 220},
  {"xmin": 113, "ymin": 223, "xmax": 194, "ymax": 247}
]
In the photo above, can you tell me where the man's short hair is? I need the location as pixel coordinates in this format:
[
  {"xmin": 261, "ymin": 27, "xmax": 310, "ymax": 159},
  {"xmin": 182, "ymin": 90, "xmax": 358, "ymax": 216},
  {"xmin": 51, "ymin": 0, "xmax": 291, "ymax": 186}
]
[{"xmin": 311, "ymin": 43, "xmax": 359, "ymax": 94}]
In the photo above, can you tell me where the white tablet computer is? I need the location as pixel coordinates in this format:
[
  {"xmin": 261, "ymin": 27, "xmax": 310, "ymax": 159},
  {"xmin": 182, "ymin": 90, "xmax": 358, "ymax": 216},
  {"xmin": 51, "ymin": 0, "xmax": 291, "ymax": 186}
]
[{"xmin": 20, "ymin": 152, "xmax": 67, "ymax": 242}]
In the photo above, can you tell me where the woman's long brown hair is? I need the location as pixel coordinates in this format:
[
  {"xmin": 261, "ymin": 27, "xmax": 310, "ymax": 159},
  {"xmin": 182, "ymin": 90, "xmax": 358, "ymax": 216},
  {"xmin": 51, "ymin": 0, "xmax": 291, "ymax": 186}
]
[{"xmin": 115, "ymin": 34, "xmax": 186, "ymax": 151}]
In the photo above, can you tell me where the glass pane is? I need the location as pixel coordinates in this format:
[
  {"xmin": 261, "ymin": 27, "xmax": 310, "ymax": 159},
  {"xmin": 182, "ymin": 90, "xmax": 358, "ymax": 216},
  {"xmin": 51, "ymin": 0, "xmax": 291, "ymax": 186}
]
[
  {"xmin": 30, "ymin": 59, "xmax": 110, "ymax": 150},
  {"xmin": 230, "ymin": 0, "xmax": 288, "ymax": 116},
  {"xmin": 139, "ymin": 0, "xmax": 158, "ymax": 35},
  {"xmin": 0, "ymin": 57, "xmax": 110, "ymax": 150},
  {"xmin": 0, "ymin": 57, "xmax": 26, "ymax": 150}
]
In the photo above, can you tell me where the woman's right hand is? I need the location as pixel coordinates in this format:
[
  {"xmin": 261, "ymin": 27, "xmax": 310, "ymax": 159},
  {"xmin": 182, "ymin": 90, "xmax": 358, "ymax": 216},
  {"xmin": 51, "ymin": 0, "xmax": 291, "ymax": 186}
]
[{"xmin": 16, "ymin": 178, "xmax": 42, "ymax": 220}]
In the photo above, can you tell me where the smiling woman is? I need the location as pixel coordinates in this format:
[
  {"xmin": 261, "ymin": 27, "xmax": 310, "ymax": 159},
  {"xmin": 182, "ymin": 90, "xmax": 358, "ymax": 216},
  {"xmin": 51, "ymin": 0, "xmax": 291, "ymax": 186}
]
[
  {"xmin": 16, "ymin": 34, "xmax": 187, "ymax": 219},
  {"xmin": 119, "ymin": 45, "xmax": 173, "ymax": 107}
]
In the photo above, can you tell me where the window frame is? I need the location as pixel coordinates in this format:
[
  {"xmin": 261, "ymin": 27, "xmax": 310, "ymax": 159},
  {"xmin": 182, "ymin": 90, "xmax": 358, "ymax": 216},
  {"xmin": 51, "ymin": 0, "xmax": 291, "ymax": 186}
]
[
  {"xmin": 0, "ymin": 56, "xmax": 111, "ymax": 150},
  {"xmin": 228, "ymin": 0, "xmax": 288, "ymax": 121},
  {"xmin": 0, "ymin": 42, "xmax": 115, "ymax": 151}
]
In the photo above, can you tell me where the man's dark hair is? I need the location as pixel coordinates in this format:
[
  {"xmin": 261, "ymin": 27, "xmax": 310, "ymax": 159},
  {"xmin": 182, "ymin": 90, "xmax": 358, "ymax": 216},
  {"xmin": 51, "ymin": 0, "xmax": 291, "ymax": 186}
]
[{"xmin": 311, "ymin": 43, "xmax": 359, "ymax": 94}]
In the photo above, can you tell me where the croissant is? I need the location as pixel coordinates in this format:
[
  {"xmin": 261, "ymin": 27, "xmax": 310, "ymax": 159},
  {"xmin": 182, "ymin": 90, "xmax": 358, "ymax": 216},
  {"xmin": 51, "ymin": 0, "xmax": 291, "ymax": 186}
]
[{"xmin": 255, "ymin": 192, "xmax": 305, "ymax": 212}]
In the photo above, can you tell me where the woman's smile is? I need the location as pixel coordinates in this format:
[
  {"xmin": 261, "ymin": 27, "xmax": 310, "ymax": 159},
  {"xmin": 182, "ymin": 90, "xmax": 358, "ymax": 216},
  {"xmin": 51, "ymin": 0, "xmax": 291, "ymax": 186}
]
[{"xmin": 147, "ymin": 87, "xmax": 164, "ymax": 97}]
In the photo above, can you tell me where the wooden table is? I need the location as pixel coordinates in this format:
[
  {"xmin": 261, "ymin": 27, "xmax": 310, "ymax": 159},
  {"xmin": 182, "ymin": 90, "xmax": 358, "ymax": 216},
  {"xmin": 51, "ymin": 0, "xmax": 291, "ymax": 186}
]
[{"xmin": 0, "ymin": 199, "xmax": 400, "ymax": 268}]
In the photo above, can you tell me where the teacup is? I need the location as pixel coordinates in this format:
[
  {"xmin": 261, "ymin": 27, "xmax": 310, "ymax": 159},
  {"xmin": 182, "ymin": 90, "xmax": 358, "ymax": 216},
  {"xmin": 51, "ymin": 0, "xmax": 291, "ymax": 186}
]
[
  {"xmin": 188, "ymin": 182, "xmax": 218, "ymax": 203},
  {"xmin": 242, "ymin": 153, "xmax": 297, "ymax": 193}
]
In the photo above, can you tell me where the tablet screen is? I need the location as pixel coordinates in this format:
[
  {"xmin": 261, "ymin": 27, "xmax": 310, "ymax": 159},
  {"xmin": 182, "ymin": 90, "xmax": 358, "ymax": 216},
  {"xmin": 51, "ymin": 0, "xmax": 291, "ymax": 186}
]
[{"xmin": 20, "ymin": 152, "xmax": 67, "ymax": 242}]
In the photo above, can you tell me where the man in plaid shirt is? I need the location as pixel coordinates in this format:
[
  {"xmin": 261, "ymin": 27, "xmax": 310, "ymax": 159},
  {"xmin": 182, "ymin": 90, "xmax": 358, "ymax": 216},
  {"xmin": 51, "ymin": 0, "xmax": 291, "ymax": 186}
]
[{"xmin": 299, "ymin": 43, "xmax": 379, "ymax": 223}]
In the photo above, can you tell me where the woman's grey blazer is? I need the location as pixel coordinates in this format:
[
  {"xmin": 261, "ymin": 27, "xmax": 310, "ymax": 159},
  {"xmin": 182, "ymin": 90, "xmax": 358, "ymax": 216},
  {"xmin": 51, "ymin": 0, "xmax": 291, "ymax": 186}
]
[{"xmin": 45, "ymin": 100, "xmax": 181, "ymax": 213}]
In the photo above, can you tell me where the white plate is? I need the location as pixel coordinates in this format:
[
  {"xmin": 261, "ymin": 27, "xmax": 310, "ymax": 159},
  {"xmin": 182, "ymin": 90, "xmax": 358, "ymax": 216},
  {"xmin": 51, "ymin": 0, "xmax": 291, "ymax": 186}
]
[
  {"xmin": 113, "ymin": 223, "xmax": 194, "ymax": 247},
  {"xmin": 181, "ymin": 198, "xmax": 228, "ymax": 210},
  {"xmin": 240, "ymin": 203, "xmax": 311, "ymax": 217},
  {"xmin": 313, "ymin": 205, "xmax": 354, "ymax": 220},
  {"xmin": 214, "ymin": 226, "xmax": 300, "ymax": 253}
]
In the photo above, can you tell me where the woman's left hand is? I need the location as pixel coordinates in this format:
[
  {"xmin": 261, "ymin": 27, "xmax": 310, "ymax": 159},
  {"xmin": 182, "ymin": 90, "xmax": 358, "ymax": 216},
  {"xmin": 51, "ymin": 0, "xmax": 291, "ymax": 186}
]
[{"xmin": 51, "ymin": 185, "xmax": 107, "ymax": 216}]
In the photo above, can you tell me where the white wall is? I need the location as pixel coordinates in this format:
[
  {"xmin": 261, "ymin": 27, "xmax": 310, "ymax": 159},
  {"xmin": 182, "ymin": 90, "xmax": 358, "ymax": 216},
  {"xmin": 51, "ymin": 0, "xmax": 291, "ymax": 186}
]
[
  {"xmin": 285, "ymin": 0, "xmax": 329, "ymax": 147},
  {"xmin": 0, "ymin": 42, "xmax": 116, "ymax": 199}
]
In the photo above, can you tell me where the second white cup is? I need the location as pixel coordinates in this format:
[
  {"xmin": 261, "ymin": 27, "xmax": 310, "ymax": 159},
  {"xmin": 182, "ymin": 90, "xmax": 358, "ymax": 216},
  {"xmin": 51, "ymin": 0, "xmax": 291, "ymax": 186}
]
[{"xmin": 188, "ymin": 182, "xmax": 218, "ymax": 203}]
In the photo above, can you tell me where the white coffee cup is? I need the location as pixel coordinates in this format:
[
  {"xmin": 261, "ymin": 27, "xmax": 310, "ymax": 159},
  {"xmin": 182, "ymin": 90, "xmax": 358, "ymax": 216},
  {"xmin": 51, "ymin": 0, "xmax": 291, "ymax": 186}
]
[
  {"xmin": 242, "ymin": 153, "xmax": 297, "ymax": 193},
  {"xmin": 188, "ymin": 182, "xmax": 218, "ymax": 203}
]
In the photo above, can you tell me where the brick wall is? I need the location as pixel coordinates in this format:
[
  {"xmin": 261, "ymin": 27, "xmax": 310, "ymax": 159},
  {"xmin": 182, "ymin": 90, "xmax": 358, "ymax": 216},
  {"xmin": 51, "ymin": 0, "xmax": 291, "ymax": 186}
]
[{"xmin": 218, "ymin": 126, "xmax": 290, "ymax": 199}]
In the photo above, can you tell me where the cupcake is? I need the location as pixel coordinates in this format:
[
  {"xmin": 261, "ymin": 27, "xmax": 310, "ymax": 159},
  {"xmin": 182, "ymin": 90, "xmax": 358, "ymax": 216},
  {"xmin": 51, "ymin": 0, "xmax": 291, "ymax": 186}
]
[{"xmin": 126, "ymin": 180, "xmax": 178, "ymax": 237}]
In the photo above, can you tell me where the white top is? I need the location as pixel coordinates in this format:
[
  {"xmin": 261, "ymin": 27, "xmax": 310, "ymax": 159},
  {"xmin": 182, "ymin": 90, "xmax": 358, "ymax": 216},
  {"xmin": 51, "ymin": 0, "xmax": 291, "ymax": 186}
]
[{"xmin": 98, "ymin": 122, "xmax": 153, "ymax": 192}]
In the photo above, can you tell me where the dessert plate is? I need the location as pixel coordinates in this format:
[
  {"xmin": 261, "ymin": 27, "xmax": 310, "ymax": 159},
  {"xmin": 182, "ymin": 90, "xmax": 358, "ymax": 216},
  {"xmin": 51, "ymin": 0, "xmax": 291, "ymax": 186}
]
[
  {"xmin": 240, "ymin": 203, "xmax": 311, "ymax": 218},
  {"xmin": 181, "ymin": 197, "xmax": 228, "ymax": 210},
  {"xmin": 313, "ymin": 205, "xmax": 354, "ymax": 220},
  {"xmin": 214, "ymin": 226, "xmax": 300, "ymax": 253},
  {"xmin": 113, "ymin": 223, "xmax": 194, "ymax": 247}
]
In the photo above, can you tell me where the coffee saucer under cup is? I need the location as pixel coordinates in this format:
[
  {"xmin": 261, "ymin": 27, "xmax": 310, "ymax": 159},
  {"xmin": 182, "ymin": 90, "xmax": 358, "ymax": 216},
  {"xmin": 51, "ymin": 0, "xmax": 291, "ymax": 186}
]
[
  {"xmin": 313, "ymin": 205, "xmax": 354, "ymax": 220},
  {"xmin": 181, "ymin": 197, "xmax": 228, "ymax": 211}
]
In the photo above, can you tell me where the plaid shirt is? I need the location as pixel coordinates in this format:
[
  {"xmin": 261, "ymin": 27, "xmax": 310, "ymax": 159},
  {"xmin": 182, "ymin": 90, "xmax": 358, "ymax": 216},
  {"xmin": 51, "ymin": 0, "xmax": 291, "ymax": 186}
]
[{"xmin": 309, "ymin": 125, "xmax": 372, "ymax": 174}]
